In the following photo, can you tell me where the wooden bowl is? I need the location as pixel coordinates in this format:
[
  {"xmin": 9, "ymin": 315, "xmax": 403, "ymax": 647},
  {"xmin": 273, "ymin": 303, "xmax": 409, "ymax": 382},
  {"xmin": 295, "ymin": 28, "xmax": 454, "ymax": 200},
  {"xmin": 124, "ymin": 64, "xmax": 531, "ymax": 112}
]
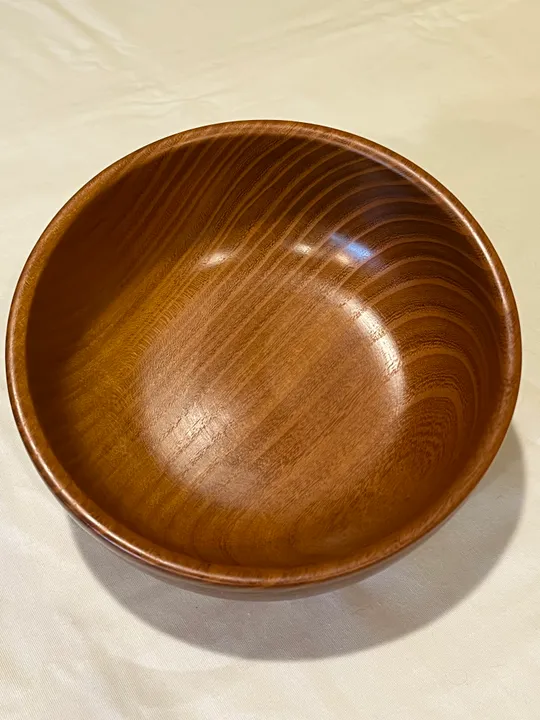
[{"xmin": 7, "ymin": 121, "xmax": 520, "ymax": 596}]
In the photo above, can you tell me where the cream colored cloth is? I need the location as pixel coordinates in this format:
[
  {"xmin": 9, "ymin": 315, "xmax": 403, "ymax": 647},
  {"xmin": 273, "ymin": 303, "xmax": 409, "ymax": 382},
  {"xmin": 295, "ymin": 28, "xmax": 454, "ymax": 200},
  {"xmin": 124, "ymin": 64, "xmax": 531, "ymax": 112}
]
[{"xmin": 1, "ymin": 1, "xmax": 539, "ymax": 717}]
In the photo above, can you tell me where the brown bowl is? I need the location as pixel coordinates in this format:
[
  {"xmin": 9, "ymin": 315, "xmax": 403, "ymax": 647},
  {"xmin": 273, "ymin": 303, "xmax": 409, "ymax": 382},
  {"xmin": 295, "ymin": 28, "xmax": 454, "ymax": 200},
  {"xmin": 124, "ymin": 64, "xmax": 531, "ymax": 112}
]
[{"xmin": 7, "ymin": 121, "xmax": 520, "ymax": 597}]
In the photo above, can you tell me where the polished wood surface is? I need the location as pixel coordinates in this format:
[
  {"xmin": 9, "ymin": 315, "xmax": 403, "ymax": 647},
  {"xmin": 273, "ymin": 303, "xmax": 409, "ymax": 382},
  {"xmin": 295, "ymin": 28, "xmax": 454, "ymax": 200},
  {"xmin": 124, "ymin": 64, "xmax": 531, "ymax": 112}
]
[{"xmin": 6, "ymin": 121, "xmax": 521, "ymax": 595}]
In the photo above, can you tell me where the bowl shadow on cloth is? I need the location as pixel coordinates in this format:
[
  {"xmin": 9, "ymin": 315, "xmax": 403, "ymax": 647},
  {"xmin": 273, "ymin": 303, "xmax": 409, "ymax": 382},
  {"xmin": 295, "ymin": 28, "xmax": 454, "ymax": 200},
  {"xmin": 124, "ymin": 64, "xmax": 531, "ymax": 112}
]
[{"xmin": 72, "ymin": 425, "xmax": 524, "ymax": 660}]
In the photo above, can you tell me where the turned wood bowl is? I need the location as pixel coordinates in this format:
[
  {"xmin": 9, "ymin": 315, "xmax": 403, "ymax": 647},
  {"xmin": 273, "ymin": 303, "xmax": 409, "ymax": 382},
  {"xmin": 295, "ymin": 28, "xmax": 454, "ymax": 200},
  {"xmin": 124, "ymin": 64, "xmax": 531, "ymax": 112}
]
[{"xmin": 7, "ymin": 121, "xmax": 520, "ymax": 597}]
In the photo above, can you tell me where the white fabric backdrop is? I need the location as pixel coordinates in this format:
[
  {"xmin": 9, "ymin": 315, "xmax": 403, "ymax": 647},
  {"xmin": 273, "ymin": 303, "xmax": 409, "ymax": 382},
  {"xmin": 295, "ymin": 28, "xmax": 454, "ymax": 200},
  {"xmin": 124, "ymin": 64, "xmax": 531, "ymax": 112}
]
[{"xmin": 1, "ymin": 1, "xmax": 539, "ymax": 717}]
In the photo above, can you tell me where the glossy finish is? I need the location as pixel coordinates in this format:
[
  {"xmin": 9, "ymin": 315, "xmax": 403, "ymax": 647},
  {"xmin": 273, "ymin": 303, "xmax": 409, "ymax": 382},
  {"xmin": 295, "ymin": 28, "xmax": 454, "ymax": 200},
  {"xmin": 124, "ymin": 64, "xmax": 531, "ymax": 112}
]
[{"xmin": 6, "ymin": 121, "xmax": 520, "ymax": 594}]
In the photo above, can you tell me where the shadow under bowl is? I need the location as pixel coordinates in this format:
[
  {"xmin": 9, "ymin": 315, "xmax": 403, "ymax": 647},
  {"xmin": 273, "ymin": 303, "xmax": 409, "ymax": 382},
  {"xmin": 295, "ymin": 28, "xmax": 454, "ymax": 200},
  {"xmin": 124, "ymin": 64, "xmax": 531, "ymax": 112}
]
[{"xmin": 6, "ymin": 120, "xmax": 521, "ymax": 596}]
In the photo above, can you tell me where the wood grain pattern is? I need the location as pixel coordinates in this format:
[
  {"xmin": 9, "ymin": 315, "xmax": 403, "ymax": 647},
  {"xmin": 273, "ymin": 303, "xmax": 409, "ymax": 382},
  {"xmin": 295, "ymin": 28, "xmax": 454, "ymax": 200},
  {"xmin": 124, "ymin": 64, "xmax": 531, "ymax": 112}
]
[{"xmin": 6, "ymin": 121, "xmax": 521, "ymax": 596}]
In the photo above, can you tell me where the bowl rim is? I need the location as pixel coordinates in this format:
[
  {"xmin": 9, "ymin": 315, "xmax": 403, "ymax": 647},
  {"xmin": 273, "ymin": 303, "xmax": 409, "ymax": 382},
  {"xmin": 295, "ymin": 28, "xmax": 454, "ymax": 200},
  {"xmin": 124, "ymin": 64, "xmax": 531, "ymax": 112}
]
[{"xmin": 6, "ymin": 119, "xmax": 522, "ymax": 590}]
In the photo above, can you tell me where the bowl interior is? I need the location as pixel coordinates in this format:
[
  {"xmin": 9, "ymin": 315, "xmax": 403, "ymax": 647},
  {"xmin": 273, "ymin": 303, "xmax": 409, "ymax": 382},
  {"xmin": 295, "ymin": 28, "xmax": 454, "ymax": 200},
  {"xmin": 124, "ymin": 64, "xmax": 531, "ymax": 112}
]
[{"xmin": 18, "ymin": 126, "xmax": 517, "ymax": 580}]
